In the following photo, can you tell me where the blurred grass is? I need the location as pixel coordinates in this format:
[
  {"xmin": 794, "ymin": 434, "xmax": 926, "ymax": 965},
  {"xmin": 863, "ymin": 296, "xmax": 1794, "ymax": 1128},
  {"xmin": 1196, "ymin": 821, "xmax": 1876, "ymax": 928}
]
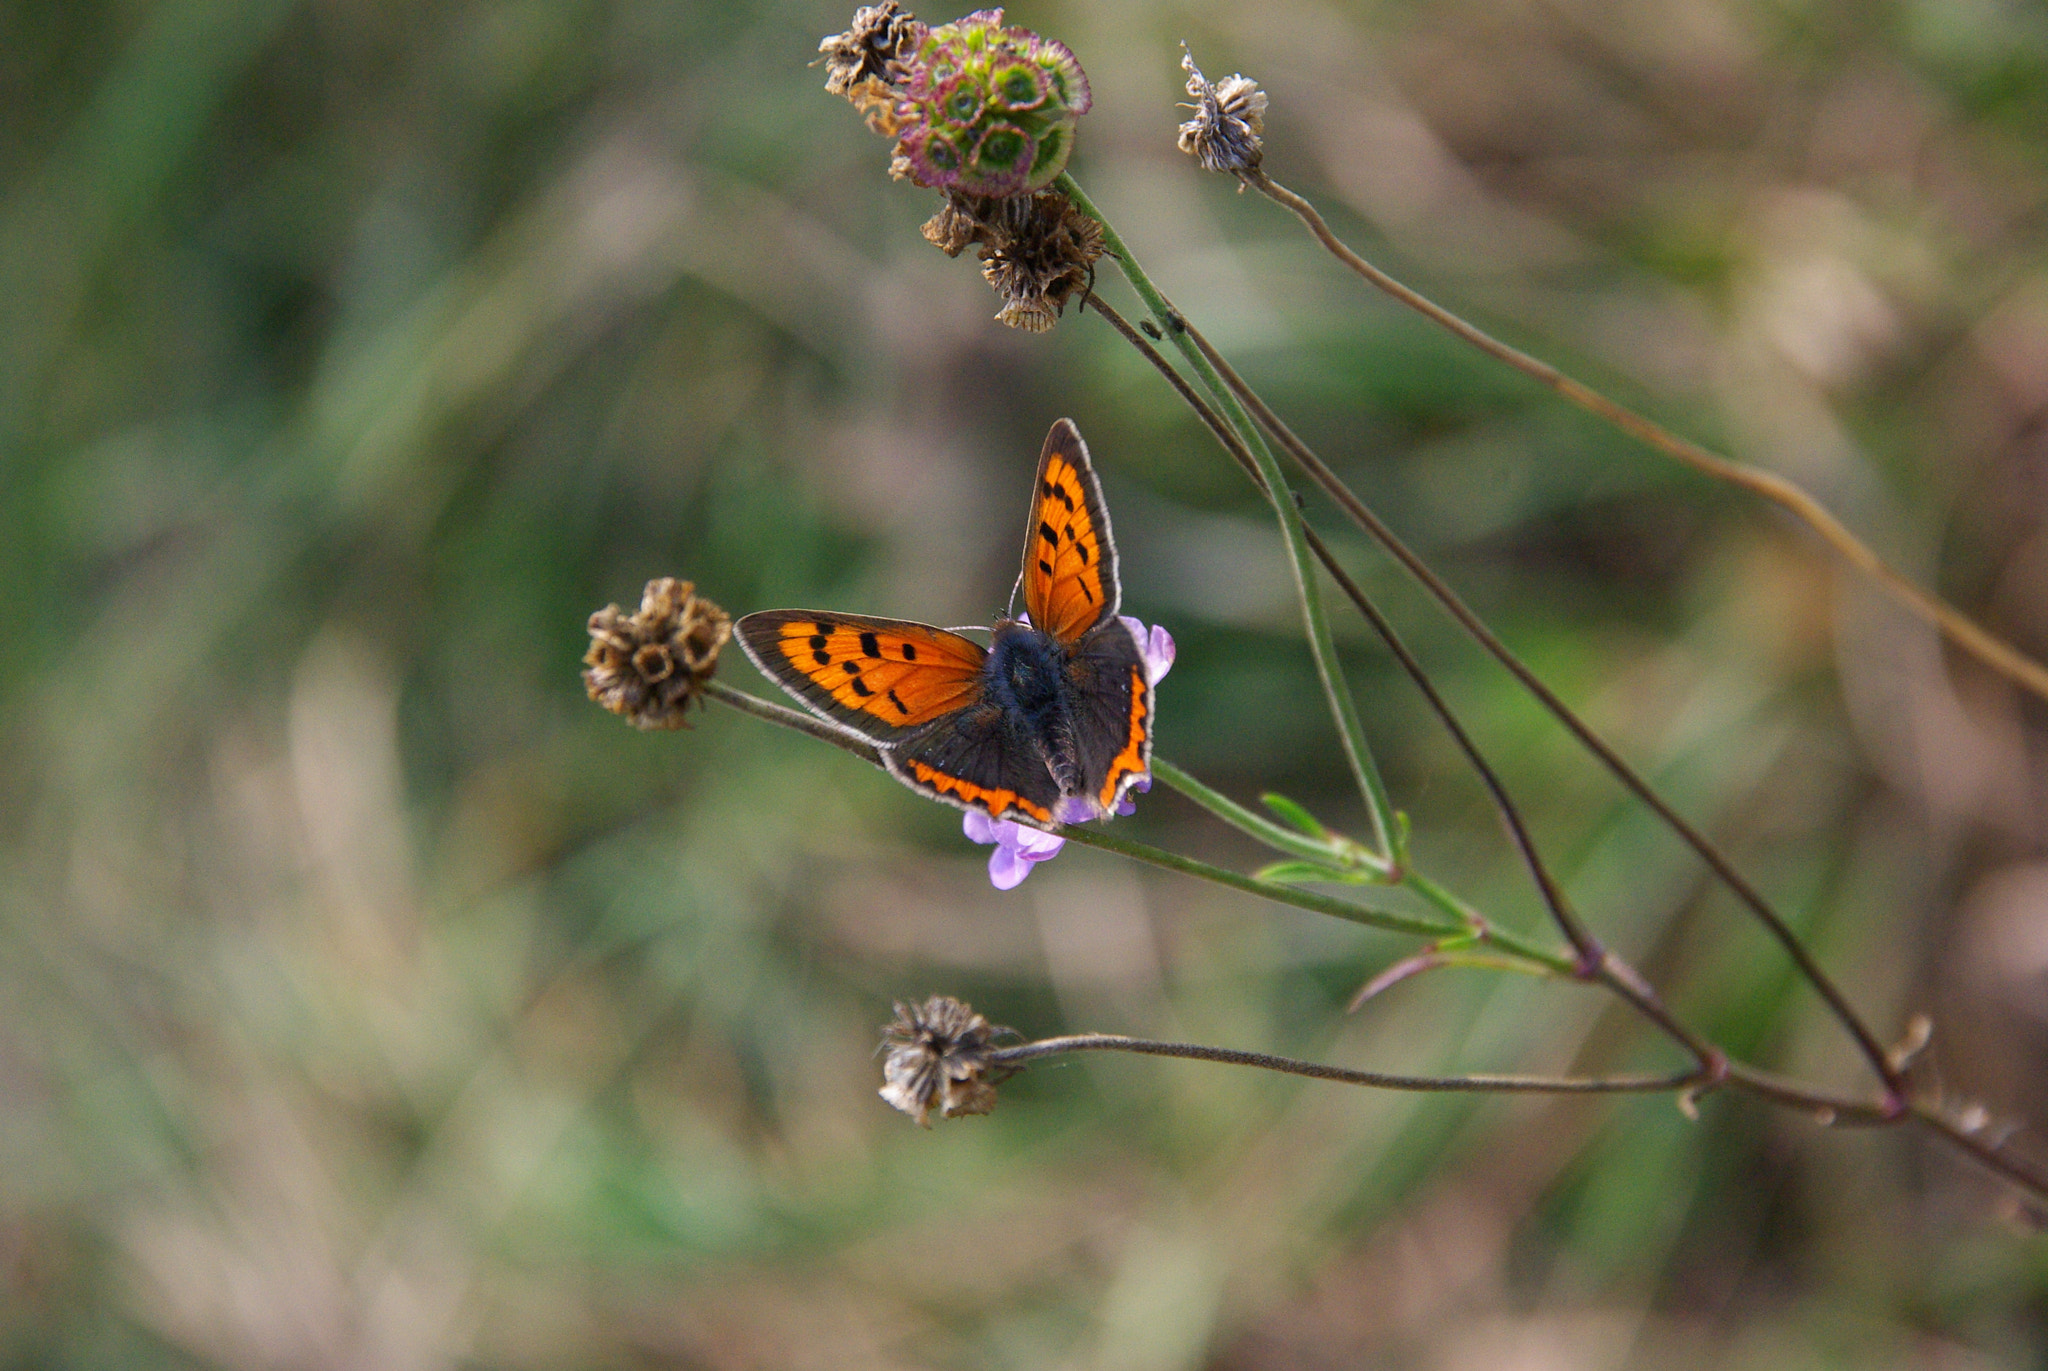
[{"xmin": 3, "ymin": 0, "xmax": 2047, "ymax": 1367}]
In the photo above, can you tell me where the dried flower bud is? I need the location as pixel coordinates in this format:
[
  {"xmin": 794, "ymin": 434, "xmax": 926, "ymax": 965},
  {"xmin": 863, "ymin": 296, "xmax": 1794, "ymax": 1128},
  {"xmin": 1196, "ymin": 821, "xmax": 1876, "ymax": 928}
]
[
  {"xmin": 1177, "ymin": 45, "xmax": 1267, "ymax": 175},
  {"xmin": 920, "ymin": 189, "xmax": 1103, "ymax": 329},
  {"xmin": 920, "ymin": 194, "xmax": 992, "ymax": 256},
  {"xmin": 890, "ymin": 9, "xmax": 1091, "ymax": 198},
  {"xmin": 819, "ymin": 2, "xmax": 927, "ymax": 99},
  {"xmin": 583, "ymin": 578, "xmax": 731, "ymax": 729},
  {"xmin": 878, "ymin": 995, "xmax": 1012, "ymax": 1125}
]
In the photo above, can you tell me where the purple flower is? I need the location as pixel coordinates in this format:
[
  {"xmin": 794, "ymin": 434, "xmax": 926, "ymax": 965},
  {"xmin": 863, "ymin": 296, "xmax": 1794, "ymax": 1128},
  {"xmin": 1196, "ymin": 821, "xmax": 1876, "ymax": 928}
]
[
  {"xmin": 1121, "ymin": 616, "xmax": 1175, "ymax": 687},
  {"xmin": 964, "ymin": 809, "xmax": 1065, "ymax": 889},
  {"xmin": 961, "ymin": 617, "xmax": 1177, "ymax": 886}
]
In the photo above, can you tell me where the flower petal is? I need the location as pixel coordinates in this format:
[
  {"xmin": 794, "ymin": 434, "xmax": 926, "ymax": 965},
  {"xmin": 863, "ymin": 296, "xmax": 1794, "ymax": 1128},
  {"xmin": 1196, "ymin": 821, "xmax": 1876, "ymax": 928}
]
[
  {"xmin": 1012, "ymin": 825, "xmax": 1066, "ymax": 859},
  {"xmin": 962, "ymin": 809, "xmax": 1000, "ymax": 845},
  {"xmin": 1120, "ymin": 616, "xmax": 1176, "ymax": 686},
  {"xmin": 987, "ymin": 844, "xmax": 1032, "ymax": 890},
  {"xmin": 1054, "ymin": 794, "xmax": 1101, "ymax": 825}
]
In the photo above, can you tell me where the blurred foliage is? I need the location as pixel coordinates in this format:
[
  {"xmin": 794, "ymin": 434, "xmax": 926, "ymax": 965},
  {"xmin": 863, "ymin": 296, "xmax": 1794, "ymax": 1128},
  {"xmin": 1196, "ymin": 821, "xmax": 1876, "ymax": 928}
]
[{"xmin": 3, "ymin": 0, "xmax": 2047, "ymax": 1367}]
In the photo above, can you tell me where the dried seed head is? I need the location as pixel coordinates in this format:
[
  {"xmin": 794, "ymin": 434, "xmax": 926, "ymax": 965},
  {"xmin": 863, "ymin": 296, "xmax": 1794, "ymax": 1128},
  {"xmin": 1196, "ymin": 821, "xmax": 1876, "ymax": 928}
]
[
  {"xmin": 583, "ymin": 578, "xmax": 732, "ymax": 729},
  {"xmin": 820, "ymin": 2, "xmax": 927, "ymax": 99},
  {"xmin": 1177, "ymin": 45, "xmax": 1267, "ymax": 175},
  {"xmin": 921, "ymin": 189, "xmax": 1102, "ymax": 329},
  {"xmin": 889, "ymin": 9, "xmax": 1091, "ymax": 197},
  {"xmin": 878, "ymin": 995, "xmax": 1012, "ymax": 1126},
  {"xmin": 980, "ymin": 189, "xmax": 1102, "ymax": 330}
]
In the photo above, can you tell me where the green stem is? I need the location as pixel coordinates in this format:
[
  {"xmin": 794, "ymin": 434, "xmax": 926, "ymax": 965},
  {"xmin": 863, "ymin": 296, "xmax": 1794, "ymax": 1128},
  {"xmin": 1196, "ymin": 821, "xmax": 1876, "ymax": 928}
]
[
  {"xmin": 1406, "ymin": 871, "xmax": 1489, "ymax": 930},
  {"xmin": 1053, "ymin": 823, "xmax": 1575, "ymax": 974},
  {"xmin": 1051, "ymin": 823, "xmax": 1444, "ymax": 939},
  {"xmin": 1151, "ymin": 757, "xmax": 1390, "ymax": 878},
  {"xmin": 1057, "ymin": 170, "xmax": 1398, "ymax": 860}
]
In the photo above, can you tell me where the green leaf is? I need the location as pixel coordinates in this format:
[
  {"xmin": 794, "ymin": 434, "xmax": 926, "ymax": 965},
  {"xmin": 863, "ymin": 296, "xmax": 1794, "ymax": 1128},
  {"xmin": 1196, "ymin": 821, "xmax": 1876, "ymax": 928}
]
[
  {"xmin": 1260, "ymin": 792, "xmax": 1328, "ymax": 839},
  {"xmin": 1254, "ymin": 860, "xmax": 1369, "ymax": 886}
]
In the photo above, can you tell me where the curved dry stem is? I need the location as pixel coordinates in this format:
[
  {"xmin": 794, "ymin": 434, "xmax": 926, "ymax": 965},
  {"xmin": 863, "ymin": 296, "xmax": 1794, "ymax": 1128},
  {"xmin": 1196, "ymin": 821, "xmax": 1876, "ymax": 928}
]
[{"xmin": 1244, "ymin": 167, "xmax": 2048, "ymax": 708}]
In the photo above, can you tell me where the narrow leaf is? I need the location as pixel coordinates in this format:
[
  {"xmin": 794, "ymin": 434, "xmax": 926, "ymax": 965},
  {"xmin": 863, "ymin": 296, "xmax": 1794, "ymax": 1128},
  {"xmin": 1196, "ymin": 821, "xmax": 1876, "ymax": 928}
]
[
  {"xmin": 1260, "ymin": 792, "xmax": 1328, "ymax": 838},
  {"xmin": 1253, "ymin": 860, "xmax": 1367, "ymax": 886},
  {"xmin": 1348, "ymin": 952, "xmax": 1446, "ymax": 1011}
]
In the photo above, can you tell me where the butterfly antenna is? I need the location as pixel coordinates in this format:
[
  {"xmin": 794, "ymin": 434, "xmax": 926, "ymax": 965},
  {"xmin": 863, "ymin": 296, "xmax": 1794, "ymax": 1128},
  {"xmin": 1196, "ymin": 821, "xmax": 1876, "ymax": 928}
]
[{"xmin": 1005, "ymin": 569, "xmax": 1024, "ymax": 622}]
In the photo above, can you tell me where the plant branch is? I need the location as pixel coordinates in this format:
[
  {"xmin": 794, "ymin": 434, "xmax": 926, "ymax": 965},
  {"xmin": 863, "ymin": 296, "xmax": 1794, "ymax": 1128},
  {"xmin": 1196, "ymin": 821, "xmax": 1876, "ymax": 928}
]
[
  {"xmin": 1055, "ymin": 821, "xmax": 1566, "ymax": 957},
  {"xmin": 1176, "ymin": 319, "xmax": 1906, "ymax": 1099},
  {"xmin": 705, "ymin": 680, "xmax": 882, "ymax": 763},
  {"xmin": 1243, "ymin": 166, "xmax": 2048, "ymax": 709},
  {"xmin": 992, "ymin": 1033, "xmax": 1704, "ymax": 1094},
  {"xmin": 1911, "ymin": 1099, "xmax": 2048, "ymax": 1198},
  {"xmin": 1150, "ymin": 757, "xmax": 1391, "ymax": 879}
]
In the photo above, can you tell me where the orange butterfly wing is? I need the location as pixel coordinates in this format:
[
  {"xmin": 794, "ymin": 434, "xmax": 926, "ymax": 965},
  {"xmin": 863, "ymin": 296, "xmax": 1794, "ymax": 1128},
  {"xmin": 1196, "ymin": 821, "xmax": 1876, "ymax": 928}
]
[
  {"xmin": 734, "ymin": 611, "xmax": 987, "ymax": 744},
  {"xmin": 1020, "ymin": 418, "xmax": 1120, "ymax": 643}
]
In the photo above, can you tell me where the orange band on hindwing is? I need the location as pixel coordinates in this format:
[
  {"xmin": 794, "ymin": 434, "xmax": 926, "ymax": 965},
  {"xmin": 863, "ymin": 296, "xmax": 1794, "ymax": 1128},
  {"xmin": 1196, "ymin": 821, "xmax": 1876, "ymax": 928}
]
[
  {"xmin": 1094, "ymin": 665, "xmax": 1150, "ymax": 811},
  {"xmin": 897, "ymin": 758, "xmax": 1054, "ymax": 824}
]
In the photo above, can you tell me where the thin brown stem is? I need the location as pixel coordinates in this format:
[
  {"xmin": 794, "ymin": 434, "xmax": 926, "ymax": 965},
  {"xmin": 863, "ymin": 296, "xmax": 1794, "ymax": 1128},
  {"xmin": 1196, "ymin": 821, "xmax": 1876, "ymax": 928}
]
[
  {"xmin": 705, "ymin": 680, "xmax": 882, "ymax": 764},
  {"xmin": 992, "ymin": 1033, "xmax": 1704, "ymax": 1094},
  {"xmin": 1178, "ymin": 317, "xmax": 1907, "ymax": 1101},
  {"xmin": 979, "ymin": 1036, "xmax": 2048, "ymax": 1201},
  {"xmin": 1911, "ymin": 1100, "xmax": 2048, "ymax": 1197},
  {"xmin": 1245, "ymin": 166, "xmax": 2048, "ymax": 708}
]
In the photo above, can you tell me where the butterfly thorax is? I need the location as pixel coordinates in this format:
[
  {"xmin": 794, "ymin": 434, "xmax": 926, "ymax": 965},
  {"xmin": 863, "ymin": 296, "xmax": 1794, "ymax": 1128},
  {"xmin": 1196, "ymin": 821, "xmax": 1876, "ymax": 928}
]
[{"xmin": 986, "ymin": 619, "xmax": 1084, "ymax": 793}]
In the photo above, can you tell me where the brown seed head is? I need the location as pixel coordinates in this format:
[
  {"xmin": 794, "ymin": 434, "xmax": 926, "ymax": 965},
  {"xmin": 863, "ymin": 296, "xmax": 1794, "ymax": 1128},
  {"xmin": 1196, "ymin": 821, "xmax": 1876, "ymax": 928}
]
[
  {"xmin": 921, "ymin": 189, "xmax": 1103, "ymax": 330},
  {"xmin": 583, "ymin": 578, "xmax": 732, "ymax": 730},
  {"xmin": 1177, "ymin": 45, "xmax": 1267, "ymax": 175},
  {"xmin": 878, "ymin": 995, "xmax": 1012, "ymax": 1126},
  {"xmin": 819, "ymin": 2, "xmax": 926, "ymax": 99}
]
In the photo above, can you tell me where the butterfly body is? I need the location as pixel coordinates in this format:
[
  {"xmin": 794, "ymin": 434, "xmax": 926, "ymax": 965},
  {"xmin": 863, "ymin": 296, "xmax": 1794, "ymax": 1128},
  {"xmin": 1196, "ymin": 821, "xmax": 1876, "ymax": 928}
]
[{"xmin": 737, "ymin": 420, "xmax": 1152, "ymax": 829}]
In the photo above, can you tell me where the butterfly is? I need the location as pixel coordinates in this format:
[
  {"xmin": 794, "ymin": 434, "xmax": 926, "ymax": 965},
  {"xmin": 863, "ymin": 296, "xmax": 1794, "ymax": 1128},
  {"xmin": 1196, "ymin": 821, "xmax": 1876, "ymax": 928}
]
[{"xmin": 736, "ymin": 419, "xmax": 1152, "ymax": 828}]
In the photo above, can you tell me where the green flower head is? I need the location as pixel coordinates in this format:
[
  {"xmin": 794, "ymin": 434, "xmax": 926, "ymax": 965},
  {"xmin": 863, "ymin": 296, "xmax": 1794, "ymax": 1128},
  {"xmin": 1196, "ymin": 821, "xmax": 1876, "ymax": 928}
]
[{"xmin": 893, "ymin": 9, "xmax": 1091, "ymax": 197}]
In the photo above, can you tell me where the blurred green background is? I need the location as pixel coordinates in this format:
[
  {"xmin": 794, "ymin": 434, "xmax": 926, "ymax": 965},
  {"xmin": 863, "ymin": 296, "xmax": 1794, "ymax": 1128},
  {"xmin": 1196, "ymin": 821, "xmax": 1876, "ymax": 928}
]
[{"xmin": 5, "ymin": 0, "xmax": 2048, "ymax": 1365}]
